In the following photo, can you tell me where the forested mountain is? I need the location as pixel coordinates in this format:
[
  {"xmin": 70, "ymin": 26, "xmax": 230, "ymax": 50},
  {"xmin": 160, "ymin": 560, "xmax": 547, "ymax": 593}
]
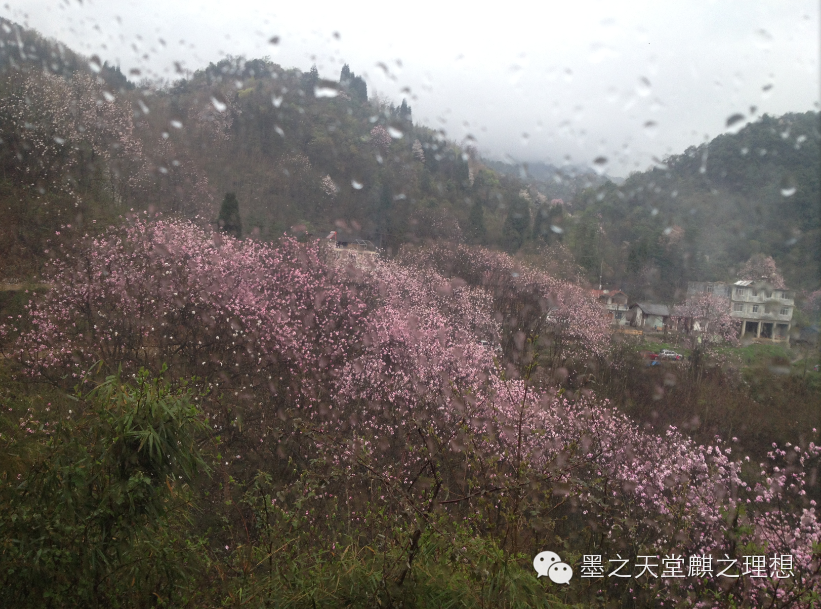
[
  {"xmin": 0, "ymin": 18, "xmax": 544, "ymax": 279},
  {"xmin": 566, "ymin": 112, "xmax": 820, "ymax": 300},
  {"xmin": 0, "ymin": 17, "xmax": 816, "ymax": 305}
]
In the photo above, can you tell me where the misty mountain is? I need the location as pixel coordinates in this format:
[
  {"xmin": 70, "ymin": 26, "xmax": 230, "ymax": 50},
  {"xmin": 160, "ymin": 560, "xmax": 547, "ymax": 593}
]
[
  {"xmin": 484, "ymin": 159, "xmax": 614, "ymax": 203},
  {"xmin": 567, "ymin": 111, "xmax": 820, "ymax": 300}
]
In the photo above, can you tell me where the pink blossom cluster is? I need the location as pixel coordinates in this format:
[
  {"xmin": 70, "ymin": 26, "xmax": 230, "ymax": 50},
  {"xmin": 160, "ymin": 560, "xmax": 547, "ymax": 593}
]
[
  {"xmin": 369, "ymin": 125, "xmax": 391, "ymax": 153},
  {"xmin": 738, "ymin": 254, "xmax": 786, "ymax": 289},
  {"xmin": 672, "ymin": 292, "xmax": 740, "ymax": 349},
  {"xmin": 6, "ymin": 219, "xmax": 820, "ymax": 605},
  {"xmin": 398, "ymin": 242, "xmax": 612, "ymax": 367},
  {"xmin": 0, "ymin": 71, "xmax": 143, "ymax": 204}
]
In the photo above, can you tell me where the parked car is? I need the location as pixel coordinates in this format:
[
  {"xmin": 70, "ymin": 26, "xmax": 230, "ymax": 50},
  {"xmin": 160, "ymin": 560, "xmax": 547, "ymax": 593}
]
[
  {"xmin": 639, "ymin": 350, "xmax": 658, "ymax": 360},
  {"xmin": 658, "ymin": 349, "xmax": 683, "ymax": 361}
]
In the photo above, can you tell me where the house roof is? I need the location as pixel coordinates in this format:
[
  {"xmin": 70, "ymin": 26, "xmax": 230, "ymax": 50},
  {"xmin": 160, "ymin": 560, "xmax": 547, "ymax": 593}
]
[
  {"xmin": 633, "ymin": 303, "xmax": 671, "ymax": 317},
  {"xmin": 734, "ymin": 280, "xmax": 754, "ymax": 286},
  {"xmin": 591, "ymin": 289, "xmax": 627, "ymax": 297}
]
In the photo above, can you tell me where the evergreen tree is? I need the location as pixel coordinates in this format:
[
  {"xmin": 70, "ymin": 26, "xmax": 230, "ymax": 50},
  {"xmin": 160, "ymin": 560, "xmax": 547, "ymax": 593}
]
[
  {"xmin": 218, "ymin": 192, "xmax": 242, "ymax": 239},
  {"xmin": 351, "ymin": 74, "xmax": 367, "ymax": 102},
  {"xmin": 398, "ymin": 99, "xmax": 412, "ymax": 123},
  {"xmin": 501, "ymin": 196, "xmax": 531, "ymax": 253},
  {"xmin": 303, "ymin": 64, "xmax": 319, "ymax": 91},
  {"xmin": 339, "ymin": 64, "xmax": 367, "ymax": 101}
]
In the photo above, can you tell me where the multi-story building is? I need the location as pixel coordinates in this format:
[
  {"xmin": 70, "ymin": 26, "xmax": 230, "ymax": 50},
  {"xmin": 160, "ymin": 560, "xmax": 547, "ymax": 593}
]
[{"xmin": 687, "ymin": 280, "xmax": 793, "ymax": 342}]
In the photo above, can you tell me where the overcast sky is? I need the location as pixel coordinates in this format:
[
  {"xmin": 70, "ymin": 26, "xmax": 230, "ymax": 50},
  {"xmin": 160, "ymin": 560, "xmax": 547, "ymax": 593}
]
[{"xmin": 5, "ymin": 0, "xmax": 819, "ymax": 176}]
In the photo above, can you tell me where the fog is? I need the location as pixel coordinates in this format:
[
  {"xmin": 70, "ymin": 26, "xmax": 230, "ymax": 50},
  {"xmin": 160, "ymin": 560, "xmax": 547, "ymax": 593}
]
[{"xmin": 6, "ymin": 0, "xmax": 819, "ymax": 176}]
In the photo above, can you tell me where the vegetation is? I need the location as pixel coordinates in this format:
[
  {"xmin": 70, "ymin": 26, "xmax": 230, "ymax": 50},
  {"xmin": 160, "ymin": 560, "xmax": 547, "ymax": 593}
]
[{"xmin": 0, "ymin": 17, "xmax": 819, "ymax": 609}]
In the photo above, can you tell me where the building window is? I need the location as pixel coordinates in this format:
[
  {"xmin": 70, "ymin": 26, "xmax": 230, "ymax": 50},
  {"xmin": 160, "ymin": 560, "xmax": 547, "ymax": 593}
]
[
  {"xmin": 615, "ymin": 311, "xmax": 623, "ymax": 320},
  {"xmin": 774, "ymin": 291, "xmax": 781, "ymax": 299},
  {"xmin": 752, "ymin": 289, "xmax": 758, "ymax": 296},
  {"xmin": 781, "ymin": 307, "xmax": 789, "ymax": 316},
  {"xmin": 752, "ymin": 305, "xmax": 759, "ymax": 313},
  {"xmin": 735, "ymin": 288, "xmax": 746, "ymax": 296},
  {"xmin": 733, "ymin": 303, "xmax": 744, "ymax": 312}
]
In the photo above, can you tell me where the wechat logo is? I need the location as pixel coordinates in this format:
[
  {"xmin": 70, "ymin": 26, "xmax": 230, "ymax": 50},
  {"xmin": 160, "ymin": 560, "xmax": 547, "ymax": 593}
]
[{"xmin": 533, "ymin": 550, "xmax": 573, "ymax": 584}]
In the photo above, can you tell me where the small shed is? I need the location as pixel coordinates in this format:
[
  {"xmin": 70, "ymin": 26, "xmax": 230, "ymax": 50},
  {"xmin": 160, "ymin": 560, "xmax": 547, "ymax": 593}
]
[{"xmin": 628, "ymin": 302, "xmax": 671, "ymax": 330}]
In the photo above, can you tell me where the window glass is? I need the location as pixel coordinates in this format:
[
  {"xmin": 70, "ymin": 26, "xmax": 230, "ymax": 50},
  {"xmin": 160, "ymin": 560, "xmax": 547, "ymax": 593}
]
[{"xmin": 0, "ymin": 2, "xmax": 818, "ymax": 607}]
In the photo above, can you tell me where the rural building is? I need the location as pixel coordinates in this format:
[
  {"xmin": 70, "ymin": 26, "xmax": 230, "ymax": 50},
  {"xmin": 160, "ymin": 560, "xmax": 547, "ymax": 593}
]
[
  {"xmin": 627, "ymin": 303, "xmax": 671, "ymax": 330},
  {"xmin": 730, "ymin": 280, "xmax": 793, "ymax": 341},
  {"xmin": 687, "ymin": 280, "xmax": 794, "ymax": 342},
  {"xmin": 591, "ymin": 289, "xmax": 630, "ymax": 325}
]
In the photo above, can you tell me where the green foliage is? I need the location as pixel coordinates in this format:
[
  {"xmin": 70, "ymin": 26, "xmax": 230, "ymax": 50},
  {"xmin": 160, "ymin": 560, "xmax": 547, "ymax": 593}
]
[
  {"xmin": 501, "ymin": 196, "xmax": 531, "ymax": 253},
  {"xmin": 0, "ymin": 369, "xmax": 210, "ymax": 608},
  {"xmin": 211, "ymin": 471, "xmax": 576, "ymax": 609}
]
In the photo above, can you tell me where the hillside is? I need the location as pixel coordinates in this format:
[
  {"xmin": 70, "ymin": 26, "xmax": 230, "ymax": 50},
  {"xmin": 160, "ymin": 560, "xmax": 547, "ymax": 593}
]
[
  {"xmin": 566, "ymin": 112, "xmax": 820, "ymax": 300},
  {"xmin": 0, "ymin": 20, "xmax": 540, "ymax": 279}
]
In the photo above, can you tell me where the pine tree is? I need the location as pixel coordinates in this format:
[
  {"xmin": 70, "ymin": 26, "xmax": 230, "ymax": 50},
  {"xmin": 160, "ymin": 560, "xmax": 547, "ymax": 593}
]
[
  {"xmin": 398, "ymin": 99, "xmax": 412, "ymax": 123},
  {"xmin": 303, "ymin": 64, "xmax": 319, "ymax": 91},
  {"xmin": 218, "ymin": 192, "xmax": 242, "ymax": 239}
]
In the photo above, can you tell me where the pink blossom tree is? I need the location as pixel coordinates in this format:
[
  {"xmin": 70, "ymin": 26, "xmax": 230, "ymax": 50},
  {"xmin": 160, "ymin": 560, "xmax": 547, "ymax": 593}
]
[
  {"xmin": 369, "ymin": 125, "xmax": 391, "ymax": 154},
  {"xmin": 399, "ymin": 242, "xmax": 611, "ymax": 374},
  {"xmin": 6, "ymin": 218, "xmax": 821, "ymax": 606},
  {"xmin": 0, "ymin": 71, "xmax": 144, "ymax": 207},
  {"xmin": 738, "ymin": 253, "xmax": 786, "ymax": 288}
]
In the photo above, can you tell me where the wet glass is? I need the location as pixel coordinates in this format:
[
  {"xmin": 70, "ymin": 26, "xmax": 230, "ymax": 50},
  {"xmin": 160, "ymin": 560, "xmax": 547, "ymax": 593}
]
[{"xmin": 0, "ymin": 2, "xmax": 818, "ymax": 607}]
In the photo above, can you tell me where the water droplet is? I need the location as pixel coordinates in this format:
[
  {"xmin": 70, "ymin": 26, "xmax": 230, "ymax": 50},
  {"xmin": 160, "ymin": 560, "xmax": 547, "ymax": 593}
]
[
  {"xmin": 351, "ymin": 180, "xmax": 363, "ymax": 190},
  {"xmin": 170, "ymin": 120, "xmax": 183, "ymax": 129},
  {"xmin": 387, "ymin": 126, "xmax": 403, "ymax": 139},
  {"xmin": 755, "ymin": 28, "xmax": 773, "ymax": 49},
  {"xmin": 272, "ymin": 95, "xmax": 283, "ymax": 108},
  {"xmin": 740, "ymin": 147, "xmax": 749, "ymax": 156},
  {"xmin": 314, "ymin": 86, "xmax": 338, "ymax": 98},
  {"xmin": 274, "ymin": 125, "xmax": 284, "ymax": 137},
  {"xmin": 138, "ymin": 100, "xmax": 150, "ymax": 115},
  {"xmin": 651, "ymin": 208, "xmax": 659, "ymax": 216},
  {"xmin": 521, "ymin": 132, "xmax": 530, "ymax": 145},
  {"xmin": 88, "ymin": 58, "xmax": 101, "ymax": 73},
  {"xmin": 781, "ymin": 186, "xmax": 796, "ymax": 197},
  {"xmin": 269, "ymin": 36, "xmax": 280, "ymax": 45},
  {"xmin": 663, "ymin": 227, "xmax": 672, "ymax": 235},
  {"xmin": 636, "ymin": 77, "xmax": 651, "ymax": 97},
  {"xmin": 592, "ymin": 156, "xmax": 608, "ymax": 175},
  {"xmin": 211, "ymin": 97, "xmax": 227, "ymax": 112},
  {"xmin": 643, "ymin": 121, "xmax": 658, "ymax": 138},
  {"xmin": 550, "ymin": 225, "xmax": 564, "ymax": 234},
  {"xmin": 161, "ymin": 132, "xmax": 169, "ymax": 140},
  {"xmin": 53, "ymin": 136, "xmax": 65, "ymax": 145},
  {"xmin": 726, "ymin": 113, "xmax": 745, "ymax": 128},
  {"xmin": 102, "ymin": 91, "xmax": 115, "ymax": 102}
]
